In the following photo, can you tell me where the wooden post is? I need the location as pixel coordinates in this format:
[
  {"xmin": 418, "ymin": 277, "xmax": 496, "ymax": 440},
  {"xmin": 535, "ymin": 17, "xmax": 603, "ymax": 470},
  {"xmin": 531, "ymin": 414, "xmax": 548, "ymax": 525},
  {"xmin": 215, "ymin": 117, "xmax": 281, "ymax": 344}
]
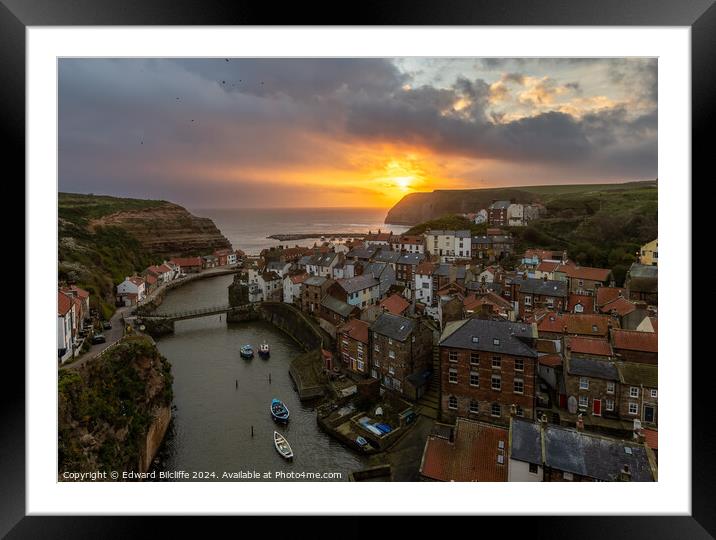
[{"xmin": 251, "ymin": 425, "xmax": 254, "ymax": 437}]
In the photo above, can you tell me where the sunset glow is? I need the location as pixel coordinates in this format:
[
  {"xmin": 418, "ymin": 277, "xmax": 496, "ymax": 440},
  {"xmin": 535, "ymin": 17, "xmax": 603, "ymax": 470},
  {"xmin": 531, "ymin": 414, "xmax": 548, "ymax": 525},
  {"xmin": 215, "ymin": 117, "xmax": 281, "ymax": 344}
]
[{"xmin": 59, "ymin": 58, "xmax": 657, "ymax": 208}]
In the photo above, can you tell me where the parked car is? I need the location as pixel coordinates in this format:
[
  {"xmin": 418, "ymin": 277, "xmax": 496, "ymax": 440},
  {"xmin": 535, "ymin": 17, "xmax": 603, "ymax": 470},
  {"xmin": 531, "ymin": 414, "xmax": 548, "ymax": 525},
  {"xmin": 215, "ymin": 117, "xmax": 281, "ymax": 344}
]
[
  {"xmin": 91, "ymin": 334, "xmax": 106, "ymax": 344},
  {"xmin": 102, "ymin": 321, "xmax": 112, "ymax": 330}
]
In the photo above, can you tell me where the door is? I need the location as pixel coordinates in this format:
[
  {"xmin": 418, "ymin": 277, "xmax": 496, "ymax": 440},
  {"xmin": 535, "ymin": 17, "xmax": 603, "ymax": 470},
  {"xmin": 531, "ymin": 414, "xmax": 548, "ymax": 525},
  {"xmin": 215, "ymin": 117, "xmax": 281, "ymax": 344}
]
[
  {"xmin": 643, "ymin": 405, "xmax": 655, "ymax": 423},
  {"xmin": 593, "ymin": 399, "xmax": 602, "ymax": 416}
]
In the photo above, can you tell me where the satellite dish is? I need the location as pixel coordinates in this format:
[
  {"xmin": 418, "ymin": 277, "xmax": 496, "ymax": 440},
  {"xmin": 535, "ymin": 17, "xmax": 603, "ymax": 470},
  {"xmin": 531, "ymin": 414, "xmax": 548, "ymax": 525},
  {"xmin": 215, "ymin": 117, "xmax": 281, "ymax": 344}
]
[{"xmin": 567, "ymin": 395, "xmax": 578, "ymax": 415}]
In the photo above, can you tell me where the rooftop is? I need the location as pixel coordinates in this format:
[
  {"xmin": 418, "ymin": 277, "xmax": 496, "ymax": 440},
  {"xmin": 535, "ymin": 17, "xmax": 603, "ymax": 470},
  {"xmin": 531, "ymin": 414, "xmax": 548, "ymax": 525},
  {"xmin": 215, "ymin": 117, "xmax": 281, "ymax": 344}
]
[
  {"xmin": 567, "ymin": 355, "xmax": 619, "ymax": 381},
  {"xmin": 612, "ymin": 329, "xmax": 658, "ymax": 353},
  {"xmin": 379, "ymin": 293, "xmax": 410, "ymax": 316},
  {"xmin": 338, "ymin": 318, "xmax": 370, "ymax": 344},
  {"xmin": 439, "ymin": 318, "xmax": 538, "ymax": 358},
  {"xmin": 566, "ymin": 336, "xmax": 613, "ymax": 357},
  {"xmin": 371, "ymin": 312, "xmax": 416, "ymax": 342},
  {"xmin": 514, "ymin": 277, "xmax": 568, "ymax": 297},
  {"xmin": 616, "ymin": 361, "xmax": 658, "ymax": 387},
  {"xmin": 337, "ymin": 274, "xmax": 380, "ymax": 294},
  {"xmin": 321, "ymin": 295, "xmax": 357, "ymax": 318}
]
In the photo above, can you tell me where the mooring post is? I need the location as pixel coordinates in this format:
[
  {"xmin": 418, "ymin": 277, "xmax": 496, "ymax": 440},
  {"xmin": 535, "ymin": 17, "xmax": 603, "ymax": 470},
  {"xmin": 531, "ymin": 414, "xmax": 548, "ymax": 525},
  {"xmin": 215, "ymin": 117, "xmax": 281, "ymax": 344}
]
[
  {"xmin": 269, "ymin": 373, "xmax": 271, "ymax": 384},
  {"xmin": 251, "ymin": 425, "xmax": 254, "ymax": 437},
  {"xmin": 235, "ymin": 379, "xmax": 238, "ymax": 389}
]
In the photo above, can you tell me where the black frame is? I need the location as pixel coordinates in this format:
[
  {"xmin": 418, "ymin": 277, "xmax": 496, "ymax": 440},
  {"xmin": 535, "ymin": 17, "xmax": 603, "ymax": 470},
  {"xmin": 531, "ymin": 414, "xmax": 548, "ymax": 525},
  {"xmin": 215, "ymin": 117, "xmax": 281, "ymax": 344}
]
[{"xmin": 5, "ymin": 0, "xmax": 712, "ymax": 536}]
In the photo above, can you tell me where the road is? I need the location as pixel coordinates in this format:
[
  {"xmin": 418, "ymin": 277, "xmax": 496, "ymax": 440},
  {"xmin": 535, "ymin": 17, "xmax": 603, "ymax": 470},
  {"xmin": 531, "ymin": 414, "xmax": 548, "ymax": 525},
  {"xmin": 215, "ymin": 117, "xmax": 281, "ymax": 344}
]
[{"xmin": 61, "ymin": 305, "xmax": 130, "ymax": 371}]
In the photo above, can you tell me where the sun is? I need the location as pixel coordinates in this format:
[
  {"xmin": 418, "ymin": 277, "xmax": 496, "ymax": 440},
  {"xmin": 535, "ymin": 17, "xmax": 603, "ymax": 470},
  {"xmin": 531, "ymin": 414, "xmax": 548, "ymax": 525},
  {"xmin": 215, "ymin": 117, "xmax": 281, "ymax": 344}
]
[{"xmin": 394, "ymin": 176, "xmax": 413, "ymax": 191}]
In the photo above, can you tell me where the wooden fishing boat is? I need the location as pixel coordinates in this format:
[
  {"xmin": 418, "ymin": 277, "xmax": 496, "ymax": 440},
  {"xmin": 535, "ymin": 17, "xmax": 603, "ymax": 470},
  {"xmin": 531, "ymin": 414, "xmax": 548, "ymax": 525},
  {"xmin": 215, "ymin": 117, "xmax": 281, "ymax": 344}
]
[
  {"xmin": 274, "ymin": 431, "xmax": 293, "ymax": 460},
  {"xmin": 270, "ymin": 398, "xmax": 290, "ymax": 423}
]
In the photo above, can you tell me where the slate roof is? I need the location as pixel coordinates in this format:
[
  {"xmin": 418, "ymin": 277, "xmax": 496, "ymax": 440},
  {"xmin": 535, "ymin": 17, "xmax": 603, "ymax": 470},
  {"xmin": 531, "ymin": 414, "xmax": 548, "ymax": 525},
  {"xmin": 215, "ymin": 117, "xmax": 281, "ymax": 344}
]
[
  {"xmin": 321, "ymin": 295, "xmax": 357, "ymax": 318},
  {"xmin": 373, "ymin": 250, "xmax": 401, "ymax": 264},
  {"xmin": 297, "ymin": 255, "xmax": 313, "ymax": 266},
  {"xmin": 510, "ymin": 418, "xmax": 542, "ymax": 464},
  {"xmin": 346, "ymin": 246, "xmax": 378, "ymax": 260},
  {"xmin": 489, "ymin": 200, "xmax": 512, "ymax": 209},
  {"xmin": 370, "ymin": 312, "xmax": 416, "ymax": 342},
  {"xmin": 439, "ymin": 319, "xmax": 538, "ymax": 357},
  {"xmin": 514, "ymin": 277, "xmax": 568, "ymax": 297},
  {"xmin": 626, "ymin": 263, "xmax": 658, "ymax": 293},
  {"xmin": 312, "ymin": 252, "xmax": 339, "ymax": 267},
  {"xmin": 304, "ymin": 276, "xmax": 328, "ymax": 287},
  {"xmin": 567, "ymin": 355, "xmax": 619, "ymax": 380},
  {"xmin": 420, "ymin": 419, "xmax": 509, "ymax": 482},
  {"xmin": 435, "ymin": 264, "xmax": 467, "ymax": 280},
  {"xmin": 543, "ymin": 424, "xmax": 654, "ymax": 481},
  {"xmin": 397, "ymin": 252, "xmax": 426, "ymax": 266},
  {"xmin": 337, "ymin": 274, "xmax": 380, "ymax": 294}
]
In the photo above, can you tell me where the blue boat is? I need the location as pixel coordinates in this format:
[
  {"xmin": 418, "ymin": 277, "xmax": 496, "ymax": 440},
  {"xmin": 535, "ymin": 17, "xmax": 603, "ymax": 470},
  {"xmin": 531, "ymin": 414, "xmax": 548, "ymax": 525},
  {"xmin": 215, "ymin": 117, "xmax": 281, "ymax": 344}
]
[
  {"xmin": 270, "ymin": 398, "xmax": 290, "ymax": 423},
  {"xmin": 356, "ymin": 436, "xmax": 368, "ymax": 447},
  {"xmin": 240, "ymin": 344, "xmax": 254, "ymax": 358},
  {"xmin": 375, "ymin": 423, "xmax": 392, "ymax": 434}
]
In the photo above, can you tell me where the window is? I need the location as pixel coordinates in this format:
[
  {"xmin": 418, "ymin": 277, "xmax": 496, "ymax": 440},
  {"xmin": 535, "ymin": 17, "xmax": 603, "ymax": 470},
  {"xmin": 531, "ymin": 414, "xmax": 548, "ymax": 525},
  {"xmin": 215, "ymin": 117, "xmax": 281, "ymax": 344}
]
[
  {"xmin": 579, "ymin": 377, "xmax": 589, "ymax": 390},
  {"xmin": 357, "ymin": 360, "xmax": 364, "ymax": 371},
  {"xmin": 650, "ymin": 389, "xmax": 658, "ymax": 399},
  {"xmin": 374, "ymin": 358, "xmax": 380, "ymax": 367},
  {"xmin": 515, "ymin": 405, "xmax": 524, "ymax": 417},
  {"xmin": 578, "ymin": 280, "xmax": 584, "ymax": 287},
  {"xmin": 514, "ymin": 358, "xmax": 524, "ymax": 371},
  {"xmin": 470, "ymin": 352, "xmax": 480, "ymax": 365},
  {"xmin": 388, "ymin": 350, "xmax": 395, "ymax": 359},
  {"xmin": 605, "ymin": 399, "xmax": 615, "ymax": 411},
  {"xmin": 470, "ymin": 372, "xmax": 479, "ymax": 387},
  {"xmin": 491, "ymin": 403, "xmax": 501, "ymax": 417},
  {"xmin": 374, "ymin": 344, "xmax": 380, "ymax": 352},
  {"xmin": 524, "ymin": 295, "xmax": 532, "ymax": 306},
  {"xmin": 393, "ymin": 379, "xmax": 402, "ymax": 391},
  {"xmin": 563, "ymin": 471, "xmax": 574, "ymax": 481},
  {"xmin": 579, "ymin": 395, "xmax": 589, "ymax": 408},
  {"xmin": 469, "ymin": 400, "xmax": 479, "ymax": 414},
  {"xmin": 630, "ymin": 387, "xmax": 639, "ymax": 398},
  {"xmin": 493, "ymin": 338, "xmax": 500, "ymax": 346},
  {"xmin": 606, "ymin": 382, "xmax": 615, "ymax": 394},
  {"xmin": 471, "ymin": 336, "xmax": 479, "ymax": 344},
  {"xmin": 513, "ymin": 379, "xmax": 524, "ymax": 394},
  {"xmin": 491, "ymin": 374, "xmax": 501, "ymax": 391},
  {"xmin": 628, "ymin": 402, "xmax": 639, "ymax": 415},
  {"xmin": 449, "ymin": 369, "xmax": 458, "ymax": 384},
  {"xmin": 492, "ymin": 356, "xmax": 501, "ymax": 369},
  {"xmin": 388, "ymin": 366, "xmax": 395, "ymax": 375},
  {"xmin": 529, "ymin": 463, "xmax": 538, "ymax": 474},
  {"xmin": 448, "ymin": 396, "xmax": 458, "ymax": 410},
  {"xmin": 591, "ymin": 325, "xmax": 598, "ymax": 333},
  {"xmin": 448, "ymin": 351, "xmax": 458, "ymax": 363}
]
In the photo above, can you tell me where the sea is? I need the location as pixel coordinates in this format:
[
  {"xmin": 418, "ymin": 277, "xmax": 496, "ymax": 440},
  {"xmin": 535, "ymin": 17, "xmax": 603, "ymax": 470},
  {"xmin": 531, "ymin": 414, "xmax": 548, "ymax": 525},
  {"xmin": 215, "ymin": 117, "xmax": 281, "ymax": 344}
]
[{"xmin": 189, "ymin": 207, "xmax": 410, "ymax": 255}]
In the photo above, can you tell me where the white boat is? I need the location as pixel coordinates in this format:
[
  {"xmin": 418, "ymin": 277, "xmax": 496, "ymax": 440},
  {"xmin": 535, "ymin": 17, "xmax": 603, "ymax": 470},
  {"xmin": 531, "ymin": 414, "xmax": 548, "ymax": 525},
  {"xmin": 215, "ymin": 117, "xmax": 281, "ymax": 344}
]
[
  {"xmin": 258, "ymin": 341, "xmax": 270, "ymax": 358},
  {"xmin": 274, "ymin": 431, "xmax": 293, "ymax": 460}
]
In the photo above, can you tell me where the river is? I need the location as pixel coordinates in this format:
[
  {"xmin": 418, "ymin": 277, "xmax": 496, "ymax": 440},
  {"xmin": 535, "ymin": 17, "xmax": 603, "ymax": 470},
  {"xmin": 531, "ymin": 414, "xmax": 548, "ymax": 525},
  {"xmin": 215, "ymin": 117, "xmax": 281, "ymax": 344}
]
[{"xmin": 150, "ymin": 274, "xmax": 367, "ymax": 481}]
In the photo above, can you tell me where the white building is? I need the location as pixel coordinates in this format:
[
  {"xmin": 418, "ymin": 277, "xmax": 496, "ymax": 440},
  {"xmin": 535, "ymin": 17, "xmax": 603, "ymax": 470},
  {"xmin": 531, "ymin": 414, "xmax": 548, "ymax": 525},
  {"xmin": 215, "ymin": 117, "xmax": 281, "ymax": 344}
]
[
  {"xmin": 473, "ymin": 209, "xmax": 488, "ymax": 224},
  {"xmin": 58, "ymin": 291, "xmax": 75, "ymax": 363},
  {"xmin": 424, "ymin": 230, "xmax": 471, "ymax": 262},
  {"xmin": 507, "ymin": 203, "xmax": 525, "ymax": 226},
  {"xmin": 117, "ymin": 276, "xmax": 146, "ymax": 306},
  {"xmin": 414, "ymin": 261, "xmax": 436, "ymax": 307},
  {"xmin": 283, "ymin": 273, "xmax": 308, "ymax": 304}
]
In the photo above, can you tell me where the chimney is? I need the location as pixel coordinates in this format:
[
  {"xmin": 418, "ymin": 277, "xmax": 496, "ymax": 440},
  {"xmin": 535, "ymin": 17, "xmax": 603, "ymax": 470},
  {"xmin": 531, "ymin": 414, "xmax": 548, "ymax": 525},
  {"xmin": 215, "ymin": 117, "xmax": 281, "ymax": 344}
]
[
  {"xmin": 576, "ymin": 413, "xmax": 584, "ymax": 431},
  {"xmin": 619, "ymin": 464, "xmax": 632, "ymax": 482}
]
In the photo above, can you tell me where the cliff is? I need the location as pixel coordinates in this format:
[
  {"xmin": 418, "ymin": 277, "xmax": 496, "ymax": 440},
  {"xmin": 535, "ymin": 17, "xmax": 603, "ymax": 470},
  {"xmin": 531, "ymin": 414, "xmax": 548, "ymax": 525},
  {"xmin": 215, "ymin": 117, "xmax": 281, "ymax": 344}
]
[
  {"xmin": 58, "ymin": 336, "xmax": 173, "ymax": 478},
  {"xmin": 58, "ymin": 192, "xmax": 232, "ymax": 317}
]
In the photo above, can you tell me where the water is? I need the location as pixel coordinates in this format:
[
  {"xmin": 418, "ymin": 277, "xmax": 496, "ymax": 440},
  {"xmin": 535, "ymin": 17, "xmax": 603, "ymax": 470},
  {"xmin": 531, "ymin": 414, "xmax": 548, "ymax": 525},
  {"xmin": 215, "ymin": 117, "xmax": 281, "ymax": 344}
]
[
  {"xmin": 190, "ymin": 207, "xmax": 410, "ymax": 255},
  {"xmin": 152, "ymin": 275, "xmax": 367, "ymax": 481}
]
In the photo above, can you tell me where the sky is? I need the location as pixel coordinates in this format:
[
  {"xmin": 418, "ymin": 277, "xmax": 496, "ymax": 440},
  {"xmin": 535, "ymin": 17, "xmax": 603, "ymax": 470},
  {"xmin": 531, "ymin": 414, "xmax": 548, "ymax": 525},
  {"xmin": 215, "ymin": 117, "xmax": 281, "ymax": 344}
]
[{"xmin": 58, "ymin": 58, "xmax": 657, "ymax": 209}]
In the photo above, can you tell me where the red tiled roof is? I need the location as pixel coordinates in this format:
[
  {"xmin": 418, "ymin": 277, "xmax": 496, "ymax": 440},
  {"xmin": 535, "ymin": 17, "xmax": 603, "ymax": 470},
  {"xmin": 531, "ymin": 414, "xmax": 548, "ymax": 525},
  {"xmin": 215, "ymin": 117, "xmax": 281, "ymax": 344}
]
[
  {"xmin": 539, "ymin": 354, "xmax": 562, "ymax": 367},
  {"xmin": 599, "ymin": 297, "xmax": 636, "ymax": 316},
  {"xmin": 558, "ymin": 264, "xmax": 612, "ymax": 282},
  {"xmin": 58, "ymin": 291, "xmax": 73, "ymax": 316},
  {"xmin": 379, "ymin": 294, "xmax": 410, "ymax": 315},
  {"xmin": 537, "ymin": 313, "xmax": 613, "ymax": 337},
  {"xmin": 213, "ymin": 248, "xmax": 232, "ymax": 257},
  {"xmin": 145, "ymin": 274, "xmax": 158, "ymax": 285},
  {"xmin": 612, "ymin": 330, "xmax": 658, "ymax": 353},
  {"xmin": 525, "ymin": 249, "xmax": 561, "ymax": 261},
  {"xmin": 536, "ymin": 260, "xmax": 560, "ymax": 273},
  {"xmin": 420, "ymin": 419, "xmax": 508, "ymax": 482},
  {"xmin": 170, "ymin": 257, "xmax": 203, "ymax": 267},
  {"xmin": 129, "ymin": 276, "xmax": 145, "ymax": 286},
  {"xmin": 568, "ymin": 294, "xmax": 595, "ymax": 313},
  {"xmin": 157, "ymin": 264, "xmax": 173, "ymax": 273},
  {"xmin": 566, "ymin": 336, "xmax": 613, "ymax": 357},
  {"xmin": 290, "ymin": 273, "xmax": 309, "ymax": 284},
  {"xmin": 463, "ymin": 292, "xmax": 512, "ymax": 312},
  {"xmin": 63, "ymin": 285, "xmax": 90, "ymax": 298},
  {"xmin": 415, "ymin": 261, "xmax": 437, "ymax": 276},
  {"xmin": 338, "ymin": 318, "xmax": 370, "ymax": 344},
  {"xmin": 396, "ymin": 235, "xmax": 424, "ymax": 245},
  {"xmin": 596, "ymin": 287, "xmax": 626, "ymax": 307},
  {"xmin": 643, "ymin": 428, "xmax": 658, "ymax": 451}
]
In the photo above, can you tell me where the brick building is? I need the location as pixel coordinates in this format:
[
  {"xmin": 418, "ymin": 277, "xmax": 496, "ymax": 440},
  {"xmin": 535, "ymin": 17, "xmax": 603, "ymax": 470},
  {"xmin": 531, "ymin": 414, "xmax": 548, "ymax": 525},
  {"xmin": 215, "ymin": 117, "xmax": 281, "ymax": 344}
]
[{"xmin": 337, "ymin": 318, "xmax": 370, "ymax": 376}]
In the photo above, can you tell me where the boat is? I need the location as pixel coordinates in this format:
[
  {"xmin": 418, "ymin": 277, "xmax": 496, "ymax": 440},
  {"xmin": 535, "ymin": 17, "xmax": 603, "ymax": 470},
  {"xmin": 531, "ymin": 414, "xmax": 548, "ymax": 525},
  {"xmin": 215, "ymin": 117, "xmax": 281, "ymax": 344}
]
[
  {"xmin": 258, "ymin": 341, "xmax": 270, "ymax": 358},
  {"xmin": 239, "ymin": 344, "xmax": 254, "ymax": 359},
  {"xmin": 274, "ymin": 431, "xmax": 293, "ymax": 460},
  {"xmin": 270, "ymin": 398, "xmax": 290, "ymax": 423},
  {"xmin": 356, "ymin": 436, "xmax": 368, "ymax": 447}
]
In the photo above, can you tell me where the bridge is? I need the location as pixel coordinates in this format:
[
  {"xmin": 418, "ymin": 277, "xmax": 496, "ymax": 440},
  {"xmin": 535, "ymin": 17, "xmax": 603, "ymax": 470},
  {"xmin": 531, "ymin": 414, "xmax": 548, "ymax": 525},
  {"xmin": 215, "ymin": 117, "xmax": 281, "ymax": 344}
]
[{"xmin": 140, "ymin": 303, "xmax": 252, "ymax": 322}]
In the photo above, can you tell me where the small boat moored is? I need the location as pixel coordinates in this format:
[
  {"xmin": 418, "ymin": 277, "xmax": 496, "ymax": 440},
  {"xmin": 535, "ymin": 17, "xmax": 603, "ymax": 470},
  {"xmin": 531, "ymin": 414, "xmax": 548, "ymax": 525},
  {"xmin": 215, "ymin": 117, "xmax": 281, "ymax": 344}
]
[
  {"xmin": 356, "ymin": 436, "xmax": 368, "ymax": 448},
  {"xmin": 270, "ymin": 398, "xmax": 290, "ymax": 423},
  {"xmin": 258, "ymin": 341, "xmax": 270, "ymax": 358},
  {"xmin": 240, "ymin": 344, "xmax": 254, "ymax": 359},
  {"xmin": 274, "ymin": 431, "xmax": 294, "ymax": 460}
]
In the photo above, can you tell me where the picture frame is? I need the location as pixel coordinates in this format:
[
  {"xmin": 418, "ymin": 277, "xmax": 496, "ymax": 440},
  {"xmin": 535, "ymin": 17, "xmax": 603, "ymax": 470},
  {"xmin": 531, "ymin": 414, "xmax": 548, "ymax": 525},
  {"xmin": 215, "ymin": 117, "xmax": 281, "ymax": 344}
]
[{"xmin": 6, "ymin": 0, "xmax": 711, "ymax": 535}]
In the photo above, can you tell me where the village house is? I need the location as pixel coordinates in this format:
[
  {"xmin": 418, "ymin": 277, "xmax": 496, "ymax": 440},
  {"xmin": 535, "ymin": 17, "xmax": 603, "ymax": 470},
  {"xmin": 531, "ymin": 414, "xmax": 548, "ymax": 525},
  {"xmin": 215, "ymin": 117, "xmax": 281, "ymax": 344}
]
[
  {"xmin": 364, "ymin": 229, "xmax": 393, "ymax": 248},
  {"xmin": 362, "ymin": 261, "xmax": 396, "ymax": 298},
  {"xmin": 563, "ymin": 349, "xmax": 620, "ymax": 420},
  {"xmin": 625, "ymin": 263, "xmax": 658, "ymax": 306},
  {"xmin": 319, "ymin": 295, "xmax": 360, "ymax": 334},
  {"xmin": 116, "ymin": 276, "xmax": 146, "ymax": 306},
  {"xmin": 337, "ymin": 318, "xmax": 371, "ymax": 376},
  {"xmin": 463, "ymin": 288, "xmax": 514, "ymax": 321},
  {"xmin": 554, "ymin": 263, "xmax": 614, "ymax": 295},
  {"xmin": 424, "ymin": 230, "xmax": 471, "ymax": 261},
  {"xmin": 257, "ymin": 271, "xmax": 283, "ymax": 302},
  {"xmin": 487, "ymin": 200, "xmax": 511, "ymax": 226},
  {"xmin": 414, "ymin": 261, "xmax": 438, "ymax": 310},
  {"xmin": 372, "ymin": 249, "xmax": 401, "ymax": 271},
  {"xmin": 521, "ymin": 249, "xmax": 567, "ymax": 270},
  {"xmin": 329, "ymin": 274, "xmax": 380, "ymax": 309},
  {"xmin": 369, "ymin": 312, "xmax": 433, "ymax": 399},
  {"xmin": 438, "ymin": 318, "xmax": 539, "ymax": 425},
  {"xmin": 143, "ymin": 272, "xmax": 159, "ymax": 292},
  {"xmin": 213, "ymin": 248, "xmax": 233, "ymax": 266},
  {"xmin": 345, "ymin": 245, "xmax": 378, "ymax": 263},
  {"xmin": 616, "ymin": 362, "xmax": 658, "ymax": 427},
  {"xmin": 433, "ymin": 263, "xmax": 467, "ymax": 293},
  {"xmin": 537, "ymin": 313, "xmax": 614, "ymax": 340},
  {"xmin": 265, "ymin": 260, "xmax": 292, "ymax": 278},
  {"xmin": 473, "ymin": 209, "xmax": 488, "ymax": 224},
  {"xmin": 169, "ymin": 256, "xmax": 203, "ymax": 274},
  {"xmin": 568, "ymin": 293, "xmax": 596, "ymax": 314},
  {"xmin": 639, "ymin": 239, "xmax": 658, "ymax": 266},
  {"xmin": 201, "ymin": 254, "xmax": 218, "ymax": 269},
  {"xmin": 60, "ymin": 285, "xmax": 91, "ymax": 328},
  {"xmin": 508, "ymin": 417, "xmax": 656, "ymax": 482},
  {"xmin": 283, "ymin": 272, "xmax": 309, "ymax": 304},
  {"xmin": 58, "ymin": 290, "xmax": 75, "ymax": 363},
  {"xmin": 512, "ymin": 277, "xmax": 568, "ymax": 318},
  {"xmin": 378, "ymin": 293, "xmax": 411, "ymax": 317},
  {"xmin": 390, "ymin": 235, "xmax": 426, "ymax": 254},
  {"xmin": 564, "ymin": 336, "xmax": 613, "ymax": 360},
  {"xmin": 611, "ymin": 329, "xmax": 658, "ymax": 364},
  {"xmin": 396, "ymin": 252, "xmax": 426, "ymax": 299},
  {"xmin": 300, "ymin": 276, "xmax": 334, "ymax": 315},
  {"xmin": 419, "ymin": 419, "xmax": 509, "ymax": 481}
]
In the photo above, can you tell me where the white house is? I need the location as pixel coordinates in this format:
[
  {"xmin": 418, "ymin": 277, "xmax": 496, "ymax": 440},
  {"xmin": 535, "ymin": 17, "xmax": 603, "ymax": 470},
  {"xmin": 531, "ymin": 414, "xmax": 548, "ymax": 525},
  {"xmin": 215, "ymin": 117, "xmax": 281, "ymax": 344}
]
[
  {"xmin": 258, "ymin": 271, "xmax": 283, "ymax": 302},
  {"xmin": 507, "ymin": 203, "xmax": 525, "ymax": 226},
  {"xmin": 117, "ymin": 276, "xmax": 146, "ymax": 306},
  {"xmin": 227, "ymin": 252, "xmax": 238, "ymax": 265},
  {"xmin": 283, "ymin": 273, "xmax": 308, "ymax": 304},
  {"xmin": 58, "ymin": 291, "xmax": 75, "ymax": 363},
  {"xmin": 473, "ymin": 209, "xmax": 488, "ymax": 224},
  {"xmin": 335, "ymin": 274, "xmax": 380, "ymax": 309},
  {"xmin": 424, "ymin": 230, "xmax": 471, "ymax": 261},
  {"xmin": 414, "ymin": 261, "xmax": 436, "ymax": 307}
]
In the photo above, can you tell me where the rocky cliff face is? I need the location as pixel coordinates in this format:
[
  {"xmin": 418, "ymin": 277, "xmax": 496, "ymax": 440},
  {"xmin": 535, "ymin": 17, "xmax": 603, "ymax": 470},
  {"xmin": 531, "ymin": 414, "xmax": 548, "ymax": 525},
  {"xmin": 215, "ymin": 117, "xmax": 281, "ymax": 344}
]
[
  {"xmin": 89, "ymin": 202, "xmax": 232, "ymax": 258},
  {"xmin": 385, "ymin": 188, "xmax": 539, "ymax": 225}
]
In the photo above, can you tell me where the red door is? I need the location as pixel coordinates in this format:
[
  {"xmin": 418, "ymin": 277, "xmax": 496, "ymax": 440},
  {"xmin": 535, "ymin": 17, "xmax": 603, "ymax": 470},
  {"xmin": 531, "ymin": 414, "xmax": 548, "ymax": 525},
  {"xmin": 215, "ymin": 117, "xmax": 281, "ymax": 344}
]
[{"xmin": 593, "ymin": 399, "xmax": 602, "ymax": 416}]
